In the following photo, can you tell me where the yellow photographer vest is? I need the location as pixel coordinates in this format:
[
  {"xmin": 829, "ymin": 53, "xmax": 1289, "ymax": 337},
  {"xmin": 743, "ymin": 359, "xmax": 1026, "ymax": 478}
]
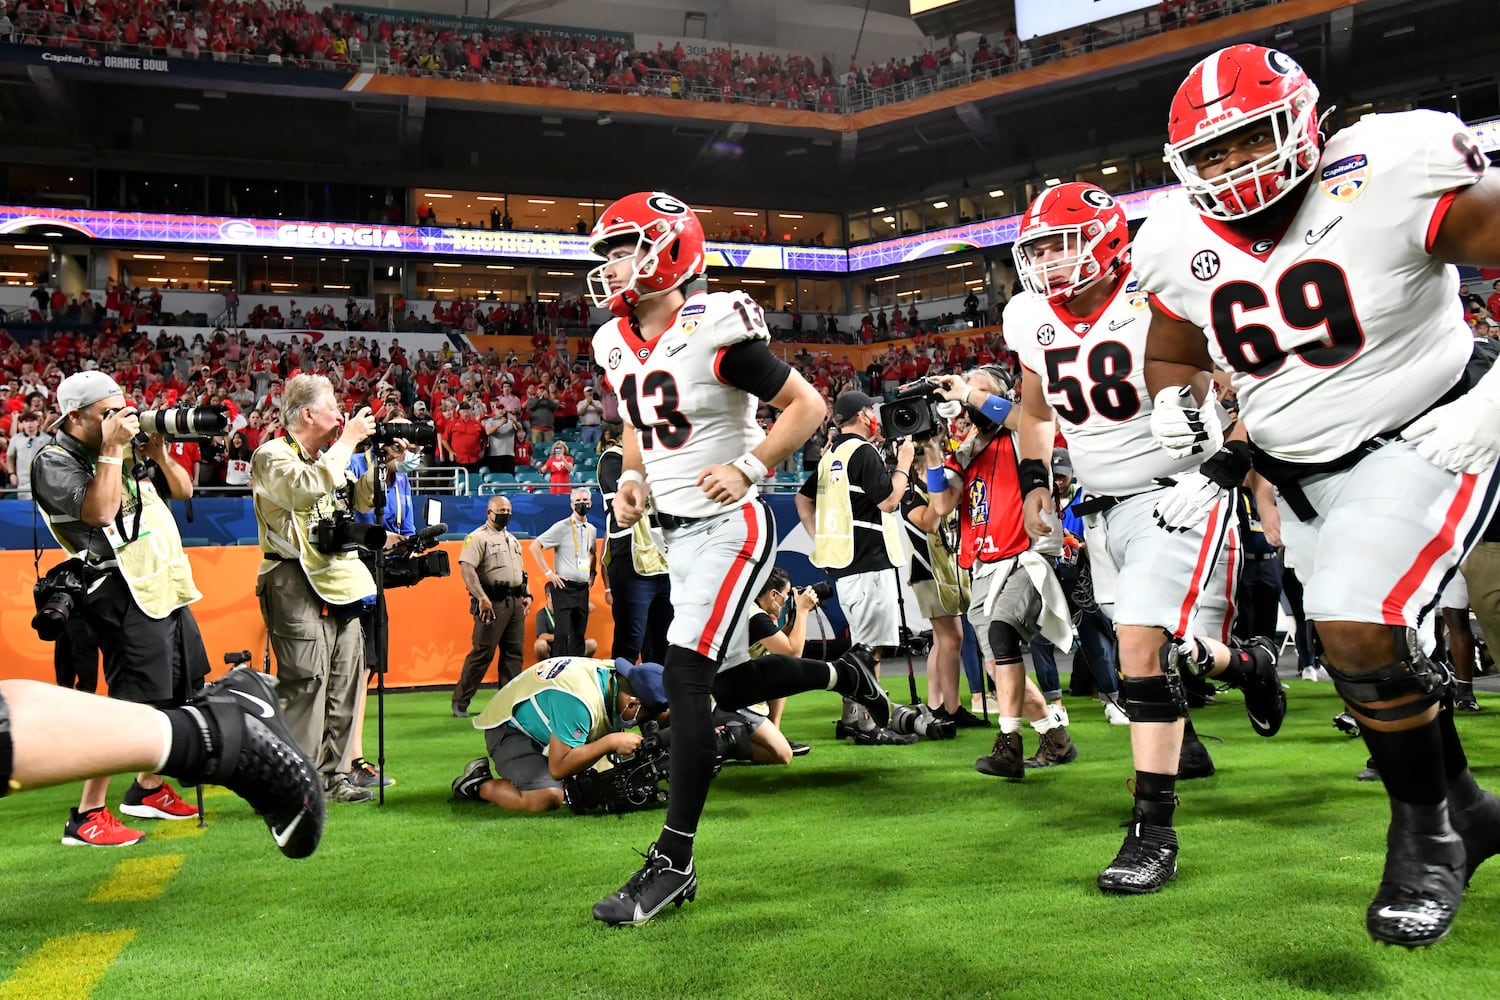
[
  {"xmin": 599, "ymin": 445, "xmax": 668, "ymax": 577},
  {"xmin": 811, "ymin": 437, "xmax": 906, "ymax": 570},
  {"xmin": 911, "ymin": 481, "xmax": 970, "ymax": 617},
  {"xmin": 255, "ymin": 436, "xmax": 374, "ymax": 606},
  {"xmin": 473, "ymin": 657, "xmax": 612, "ymax": 745},
  {"xmin": 41, "ymin": 444, "xmax": 200, "ymax": 620}
]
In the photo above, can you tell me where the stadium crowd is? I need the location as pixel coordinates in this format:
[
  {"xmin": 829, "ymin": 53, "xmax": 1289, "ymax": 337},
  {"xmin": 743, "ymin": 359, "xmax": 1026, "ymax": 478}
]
[
  {"xmin": 0, "ymin": 314, "xmax": 1024, "ymax": 493},
  {"xmin": 0, "ymin": 0, "xmax": 1280, "ymax": 114}
]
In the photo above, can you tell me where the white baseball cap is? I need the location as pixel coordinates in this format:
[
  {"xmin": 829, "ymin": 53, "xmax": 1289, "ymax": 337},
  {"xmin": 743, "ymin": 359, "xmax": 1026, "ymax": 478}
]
[{"xmin": 49, "ymin": 371, "xmax": 124, "ymax": 431}]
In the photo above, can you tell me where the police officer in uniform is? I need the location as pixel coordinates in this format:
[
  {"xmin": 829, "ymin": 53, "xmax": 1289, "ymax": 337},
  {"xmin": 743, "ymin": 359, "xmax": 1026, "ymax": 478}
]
[
  {"xmin": 452, "ymin": 495, "xmax": 530, "ymax": 716},
  {"xmin": 598, "ymin": 441, "xmax": 672, "ymax": 664}
]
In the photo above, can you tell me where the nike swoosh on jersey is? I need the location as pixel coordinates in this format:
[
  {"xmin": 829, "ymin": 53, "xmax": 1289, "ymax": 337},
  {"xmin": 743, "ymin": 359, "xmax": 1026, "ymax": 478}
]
[
  {"xmin": 272, "ymin": 811, "xmax": 304, "ymax": 848},
  {"xmin": 1305, "ymin": 218, "xmax": 1342, "ymax": 244},
  {"xmin": 665, "ymin": 344, "xmax": 686, "ymax": 356},
  {"xmin": 1108, "ymin": 318, "xmax": 1136, "ymax": 330},
  {"xmin": 231, "ymin": 688, "xmax": 277, "ymax": 719}
]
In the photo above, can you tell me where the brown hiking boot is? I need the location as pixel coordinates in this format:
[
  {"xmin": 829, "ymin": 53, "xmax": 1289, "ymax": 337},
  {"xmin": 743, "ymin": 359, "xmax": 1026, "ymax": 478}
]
[
  {"xmin": 1024, "ymin": 727, "xmax": 1079, "ymax": 769},
  {"xmin": 975, "ymin": 731, "xmax": 1025, "ymax": 781}
]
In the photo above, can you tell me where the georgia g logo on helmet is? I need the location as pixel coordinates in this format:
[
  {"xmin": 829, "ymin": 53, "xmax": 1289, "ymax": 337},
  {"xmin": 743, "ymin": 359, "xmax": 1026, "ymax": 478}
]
[
  {"xmin": 1080, "ymin": 188, "xmax": 1115, "ymax": 210},
  {"xmin": 645, "ymin": 194, "xmax": 689, "ymax": 216}
]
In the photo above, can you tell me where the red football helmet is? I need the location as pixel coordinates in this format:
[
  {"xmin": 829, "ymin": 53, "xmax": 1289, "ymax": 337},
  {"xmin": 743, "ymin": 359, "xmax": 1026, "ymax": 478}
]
[
  {"xmin": 1013, "ymin": 183, "xmax": 1130, "ymax": 304},
  {"xmin": 587, "ymin": 191, "xmax": 706, "ymax": 317},
  {"xmin": 1165, "ymin": 44, "xmax": 1321, "ymax": 219}
]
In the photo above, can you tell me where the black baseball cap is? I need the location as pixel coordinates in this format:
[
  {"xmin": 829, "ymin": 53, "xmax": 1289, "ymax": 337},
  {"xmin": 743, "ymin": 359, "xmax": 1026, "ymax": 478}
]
[{"xmin": 832, "ymin": 390, "xmax": 877, "ymax": 423}]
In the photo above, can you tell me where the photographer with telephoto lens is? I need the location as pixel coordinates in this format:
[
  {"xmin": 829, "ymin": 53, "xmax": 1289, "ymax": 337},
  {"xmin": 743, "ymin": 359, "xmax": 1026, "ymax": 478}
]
[
  {"xmin": 31, "ymin": 372, "xmax": 209, "ymax": 846},
  {"xmin": 251, "ymin": 373, "xmax": 382, "ymax": 804}
]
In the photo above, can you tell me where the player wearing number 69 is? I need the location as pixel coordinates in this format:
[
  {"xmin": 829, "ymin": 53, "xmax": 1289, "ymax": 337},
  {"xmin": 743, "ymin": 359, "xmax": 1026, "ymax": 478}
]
[
  {"xmin": 1007, "ymin": 182, "xmax": 1287, "ymax": 900},
  {"xmin": 1136, "ymin": 44, "xmax": 1500, "ymax": 948},
  {"xmin": 586, "ymin": 191, "xmax": 892, "ymax": 927}
]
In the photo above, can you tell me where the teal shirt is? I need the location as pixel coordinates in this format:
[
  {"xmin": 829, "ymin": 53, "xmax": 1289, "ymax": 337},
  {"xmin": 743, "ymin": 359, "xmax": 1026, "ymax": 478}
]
[{"xmin": 509, "ymin": 667, "xmax": 613, "ymax": 749}]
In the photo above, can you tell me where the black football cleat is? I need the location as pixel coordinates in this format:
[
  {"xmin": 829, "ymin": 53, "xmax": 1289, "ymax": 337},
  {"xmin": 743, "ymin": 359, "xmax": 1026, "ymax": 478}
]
[
  {"xmin": 1365, "ymin": 801, "xmax": 1466, "ymax": 948},
  {"xmin": 592, "ymin": 845, "xmax": 697, "ymax": 927},
  {"xmin": 1177, "ymin": 730, "xmax": 1215, "ymax": 780},
  {"xmin": 1447, "ymin": 785, "xmax": 1500, "ymax": 886},
  {"xmin": 1099, "ymin": 814, "xmax": 1179, "ymax": 895},
  {"xmin": 191, "ymin": 667, "xmax": 326, "ymax": 860},
  {"xmin": 1235, "ymin": 637, "xmax": 1287, "ymax": 737},
  {"xmin": 834, "ymin": 644, "xmax": 890, "ymax": 728}
]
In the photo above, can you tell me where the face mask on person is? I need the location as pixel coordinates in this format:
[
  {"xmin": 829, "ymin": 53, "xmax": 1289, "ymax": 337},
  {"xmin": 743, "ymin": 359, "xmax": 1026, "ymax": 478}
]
[
  {"xmin": 399, "ymin": 449, "xmax": 422, "ymax": 473},
  {"xmin": 491, "ymin": 512, "xmax": 511, "ymax": 530},
  {"xmin": 573, "ymin": 503, "xmax": 590, "ymax": 517}
]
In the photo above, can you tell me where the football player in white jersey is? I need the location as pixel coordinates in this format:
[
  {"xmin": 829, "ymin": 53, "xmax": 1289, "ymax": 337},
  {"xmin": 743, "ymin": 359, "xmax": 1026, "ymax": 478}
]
[
  {"xmin": 1137, "ymin": 44, "xmax": 1500, "ymax": 947},
  {"xmin": 584, "ymin": 191, "xmax": 892, "ymax": 926},
  {"xmin": 1009, "ymin": 182, "xmax": 1286, "ymax": 895}
]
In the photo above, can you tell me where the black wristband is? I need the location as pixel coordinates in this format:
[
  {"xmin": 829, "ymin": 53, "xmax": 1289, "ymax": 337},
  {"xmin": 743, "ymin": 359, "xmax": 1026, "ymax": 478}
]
[
  {"xmin": 1200, "ymin": 440, "xmax": 1253, "ymax": 490},
  {"xmin": 1018, "ymin": 458, "xmax": 1051, "ymax": 498}
]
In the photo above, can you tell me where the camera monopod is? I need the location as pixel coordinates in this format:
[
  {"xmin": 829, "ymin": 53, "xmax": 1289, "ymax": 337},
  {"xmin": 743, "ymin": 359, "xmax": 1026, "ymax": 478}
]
[
  {"xmin": 892, "ymin": 565, "xmax": 921, "ymax": 707},
  {"xmin": 370, "ymin": 456, "xmax": 391, "ymax": 805}
]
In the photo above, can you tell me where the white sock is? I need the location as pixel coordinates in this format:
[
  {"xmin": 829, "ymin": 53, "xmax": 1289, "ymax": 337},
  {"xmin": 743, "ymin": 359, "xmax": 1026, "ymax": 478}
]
[
  {"xmin": 825, "ymin": 663, "xmax": 839, "ymax": 690},
  {"xmin": 1032, "ymin": 713, "xmax": 1059, "ymax": 734},
  {"xmin": 154, "ymin": 712, "xmax": 174, "ymax": 773},
  {"xmin": 998, "ymin": 716, "xmax": 1023, "ymax": 734}
]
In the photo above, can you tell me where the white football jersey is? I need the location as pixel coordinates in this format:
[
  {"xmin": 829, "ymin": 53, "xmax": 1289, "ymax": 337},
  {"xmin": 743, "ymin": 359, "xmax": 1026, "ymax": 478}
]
[
  {"xmin": 1134, "ymin": 109, "xmax": 1483, "ymax": 464},
  {"xmin": 592, "ymin": 289, "xmax": 768, "ymax": 518},
  {"xmin": 1008, "ymin": 272, "xmax": 1204, "ymax": 495}
]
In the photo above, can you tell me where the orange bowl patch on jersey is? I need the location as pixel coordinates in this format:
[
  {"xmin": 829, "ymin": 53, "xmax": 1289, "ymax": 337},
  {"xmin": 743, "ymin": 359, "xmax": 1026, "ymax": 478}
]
[{"xmin": 1319, "ymin": 154, "xmax": 1369, "ymax": 202}]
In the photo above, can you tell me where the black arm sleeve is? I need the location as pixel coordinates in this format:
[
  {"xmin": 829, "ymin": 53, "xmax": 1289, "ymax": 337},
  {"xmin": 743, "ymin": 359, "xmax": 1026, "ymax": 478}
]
[{"xmin": 719, "ymin": 339, "xmax": 792, "ymax": 403}]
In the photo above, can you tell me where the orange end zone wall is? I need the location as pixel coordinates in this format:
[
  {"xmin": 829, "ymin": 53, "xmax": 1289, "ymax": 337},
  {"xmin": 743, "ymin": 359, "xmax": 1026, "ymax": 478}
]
[{"xmin": 0, "ymin": 543, "xmax": 615, "ymax": 690}]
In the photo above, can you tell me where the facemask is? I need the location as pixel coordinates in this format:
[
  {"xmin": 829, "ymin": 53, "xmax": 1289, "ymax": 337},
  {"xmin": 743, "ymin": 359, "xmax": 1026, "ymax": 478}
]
[
  {"xmin": 573, "ymin": 503, "xmax": 590, "ymax": 517},
  {"xmin": 491, "ymin": 513, "xmax": 511, "ymax": 530},
  {"xmin": 398, "ymin": 450, "xmax": 422, "ymax": 473}
]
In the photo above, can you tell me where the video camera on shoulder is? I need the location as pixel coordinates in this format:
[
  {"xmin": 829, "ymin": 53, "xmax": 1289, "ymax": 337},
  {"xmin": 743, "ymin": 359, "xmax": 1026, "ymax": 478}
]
[
  {"xmin": 383, "ymin": 522, "xmax": 452, "ymax": 588},
  {"xmin": 879, "ymin": 377, "xmax": 946, "ymax": 443}
]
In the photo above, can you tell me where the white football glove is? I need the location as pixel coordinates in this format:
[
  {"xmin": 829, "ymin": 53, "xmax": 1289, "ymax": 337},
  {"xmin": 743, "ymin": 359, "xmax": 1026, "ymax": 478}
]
[
  {"xmin": 1399, "ymin": 373, "xmax": 1500, "ymax": 474},
  {"xmin": 1152, "ymin": 472, "xmax": 1227, "ymax": 533},
  {"xmin": 1150, "ymin": 385, "xmax": 1224, "ymax": 459}
]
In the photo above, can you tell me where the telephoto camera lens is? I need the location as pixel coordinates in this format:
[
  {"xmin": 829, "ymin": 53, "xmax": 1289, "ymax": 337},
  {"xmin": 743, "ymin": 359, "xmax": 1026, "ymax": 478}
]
[{"xmin": 138, "ymin": 406, "xmax": 230, "ymax": 439}]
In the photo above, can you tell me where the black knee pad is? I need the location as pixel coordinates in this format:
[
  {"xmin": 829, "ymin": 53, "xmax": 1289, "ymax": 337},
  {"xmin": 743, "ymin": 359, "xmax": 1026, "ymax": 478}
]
[
  {"xmin": 1119, "ymin": 675, "xmax": 1187, "ymax": 724},
  {"xmin": 1324, "ymin": 627, "xmax": 1449, "ymax": 724},
  {"xmin": 0, "ymin": 689, "xmax": 11, "ymax": 799},
  {"xmin": 988, "ymin": 620, "xmax": 1024, "ymax": 662}
]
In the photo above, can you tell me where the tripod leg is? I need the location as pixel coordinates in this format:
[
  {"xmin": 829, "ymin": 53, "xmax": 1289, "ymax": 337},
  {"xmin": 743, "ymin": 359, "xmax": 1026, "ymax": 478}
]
[{"xmin": 195, "ymin": 783, "xmax": 206, "ymax": 829}]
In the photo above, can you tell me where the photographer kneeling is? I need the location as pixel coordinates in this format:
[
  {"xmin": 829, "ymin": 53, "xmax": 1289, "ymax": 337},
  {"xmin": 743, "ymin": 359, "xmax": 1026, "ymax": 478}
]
[
  {"xmin": 32, "ymin": 372, "xmax": 209, "ymax": 845},
  {"xmin": 451, "ymin": 657, "xmax": 667, "ymax": 813},
  {"xmin": 251, "ymin": 374, "xmax": 382, "ymax": 805}
]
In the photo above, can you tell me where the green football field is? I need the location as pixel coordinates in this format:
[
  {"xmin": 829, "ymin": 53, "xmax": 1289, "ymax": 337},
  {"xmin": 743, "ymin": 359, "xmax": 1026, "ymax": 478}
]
[{"xmin": 3, "ymin": 678, "xmax": 1499, "ymax": 1000}]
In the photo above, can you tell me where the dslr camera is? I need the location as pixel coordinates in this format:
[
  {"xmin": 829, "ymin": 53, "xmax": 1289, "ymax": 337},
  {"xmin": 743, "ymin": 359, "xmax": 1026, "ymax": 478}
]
[
  {"xmin": 31, "ymin": 559, "xmax": 97, "ymax": 641},
  {"xmin": 889, "ymin": 703, "xmax": 957, "ymax": 740},
  {"xmin": 898, "ymin": 624, "xmax": 933, "ymax": 657},
  {"xmin": 879, "ymin": 377, "xmax": 947, "ymax": 443},
  {"xmin": 313, "ymin": 510, "xmax": 387, "ymax": 554},
  {"xmin": 372, "ymin": 419, "xmax": 436, "ymax": 449}
]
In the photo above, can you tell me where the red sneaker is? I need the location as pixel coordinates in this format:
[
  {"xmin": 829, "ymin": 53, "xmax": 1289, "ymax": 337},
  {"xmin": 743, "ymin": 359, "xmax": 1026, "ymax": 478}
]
[
  {"xmin": 119, "ymin": 781, "xmax": 200, "ymax": 821},
  {"xmin": 62, "ymin": 807, "xmax": 147, "ymax": 847}
]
